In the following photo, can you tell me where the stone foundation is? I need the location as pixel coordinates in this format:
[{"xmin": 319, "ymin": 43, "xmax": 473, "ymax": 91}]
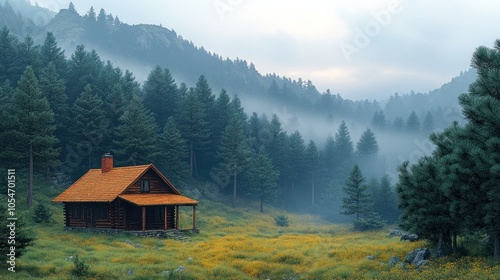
[{"xmin": 63, "ymin": 226, "xmax": 199, "ymax": 239}]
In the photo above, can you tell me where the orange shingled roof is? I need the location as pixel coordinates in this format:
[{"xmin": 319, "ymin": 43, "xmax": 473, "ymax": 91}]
[
  {"xmin": 52, "ymin": 164, "xmax": 181, "ymax": 203},
  {"xmin": 118, "ymin": 194, "xmax": 198, "ymax": 206}
]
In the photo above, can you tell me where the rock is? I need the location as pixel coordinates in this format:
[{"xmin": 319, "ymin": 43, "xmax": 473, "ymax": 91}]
[
  {"xmin": 388, "ymin": 256, "xmax": 404, "ymax": 268},
  {"xmin": 389, "ymin": 229, "xmax": 403, "ymax": 237},
  {"xmin": 127, "ymin": 270, "xmax": 134, "ymax": 275},
  {"xmin": 134, "ymin": 243, "xmax": 142, "ymax": 248},
  {"xmin": 125, "ymin": 239, "xmax": 132, "ymax": 244},
  {"xmin": 405, "ymin": 248, "xmax": 430, "ymax": 268},
  {"xmin": 415, "ymin": 259, "xmax": 428, "ymax": 270},
  {"xmin": 158, "ymin": 240, "xmax": 165, "ymax": 246},
  {"xmin": 366, "ymin": 255, "xmax": 376, "ymax": 260},
  {"xmin": 400, "ymin": 233, "xmax": 420, "ymax": 242},
  {"xmin": 159, "ymin": 270, "xmax": 171, "ymax": 276},
  {"xmin": 412, "ymin": 249, "xmax": 431, "ymax": 266},
  {"xmin": 174, "ymin": 265, "xmax": 186, "ymax": 273},
  {"xmin": 188, "ymin": 256, "xmax": 194, "ymax": 262}
]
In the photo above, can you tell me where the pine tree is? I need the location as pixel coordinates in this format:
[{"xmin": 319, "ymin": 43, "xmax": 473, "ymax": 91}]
[
  {"xmin": 422, "ymin": 111, "xmax": 435, "ymax": 133},
  {"xmin": 0, "ymin": 203, "xmax": 35, "ymax": 260},
  {"xmin": 19, "ymin": 35, "xmax": 41, "ymax": 75},
  {"xmin": 86, "ymin": 6, "xmax": 96, "ymax": 22},
  {"xmin": 356, "ymin": 128, "xmax": 380, "ymax": 177},
  {"xmin": 158, "ymin": 117, "xmax": 189, "ymax": 184},
  {"xmin": 371, "ymin": 110, "xmax": 387, "ymax": 130},
  {"xmin": 393, "ymin": 117, "xmax": 404, "ymax": 132},
  {"xmin": 104, "ymin": 83, "xmax": 128, "ymax": 125},
  {"xmin": 68, "ymin": 2, "xmax": 76, "ymax": 13},
  {"xmin": 322, "ymin": 134, "xmax": 336, "ymax": 178},
  {"xmin": 248, "ymin": 112, "xmax": 262, "ymax": 151},
  {"xmin": 246, "ymin": 149, "xmax": 279, "ymax": 213},
  {"xmin": 67, "ymin": 45, "xmax": 94, "ymax": 104},
  {"xmin": 194, "ymin": 75, "xmax": 216, "ymax": 174},
  {"xmin": 97, "ymin": 8, "xmax": 107, "ymax": 26},
  {"xmin": 334, "ymin": 121, "xmax": 354, "ymax": 180},
  {"xmin": 374, "ymin": 174, "xmax": 399, "ymax": 224},
  {"xmin": 341, "ymin": 164, "xmax": 384, "ymax": 230},
  {"xmin": 0, "ymin": 27, "xmax": 21, "ymax": 84},
  {"xmin": 429, "ymin": 122, "xmax": 461, "ymax": 253},
  {"xmin": 340, "ymin": 164, "xmax": 370, "ymax": 221},
  {"xmin": 356, "ymin": 129, "xmax": 379, "ymax": 158},
  {"xmin": 94, "ymin": 61, "xmax": 122, "ymax": 99},
  {"xmin": 266, "ymin": 114, "xmax": 287, "ymax": 176},
  {"xmin": 214, "ymin": 111, "xmax": 250, "ymax": 207},
  {"xmin": 178, "ymin": 88, "xmax": 210, "ymax": 177},
  {"xmin": 113, "ymin": 99, "xmax": 160, "ymax": 166},
  {"xmin": 39, "ymin": 62, "xmax": 68, "ymax": 143},
  {"xmin": 40, "ymin": 32, "xmax": 66, "ymax": 76},
  {"xmin": 12, "ymin": 66, "xmax": 58, "ymax": 207},
  {"xmin": 434, "ymin": 40, "xmax": 500, "ymax": 258},
  {"xmin": 212, "ymin": 89, "xmax": 232, "ymax": 158},
  {"xmin": 230, "ymin": 94, "xmax": 247, "ymax": 125},
  {"xmin": 285, "ymin": 131, "xmax": 305, "ymax": 204},
  {"xmin": 0, "ymin": 87, "xmax": 16, "ymax": 168},
  {"xmin": 305, "ymin": 140, "xmax": 320, "ymax": 207},
  {"xmin": 406, "ymin": 111, "xmax": 420, "ymax": 132},
  {"xmin": 195, "ymin": 75, "xmax": 216, "ymax": 118},
  {"xmin": 70, "ymin": 84, "xmax": 107, "ymax": 174},
  {"xmin": 143, "ymin": 66, "xmax": 179, "ymax": 125},
  {"xmin": 396, "ymin": 158, "xmax": 456, "ymax": 254}
]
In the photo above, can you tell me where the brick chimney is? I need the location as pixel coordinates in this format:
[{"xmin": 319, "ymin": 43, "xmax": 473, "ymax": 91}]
[{"xmin": 101, "ymin": 153, "xmax": 113, "ymax": 173}]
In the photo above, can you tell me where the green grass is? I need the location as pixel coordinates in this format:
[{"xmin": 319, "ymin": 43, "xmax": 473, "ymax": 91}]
[{"xmin": 2, "ymin": 178, "xmax": 500, "ymax": 279}]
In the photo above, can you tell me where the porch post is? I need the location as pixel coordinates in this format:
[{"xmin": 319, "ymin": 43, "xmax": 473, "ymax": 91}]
[
  {"xmin": 175, "ymin": 206, "xmax": 179, "ymax": 229},
  {"xmin": 164, "ymin": 206, "xmax": 168, "ymax": 230},
  {"xmin": 142, "ymin": 207, "xmax": 146, "ymax": 231},
  {"xmin": 193, "ymin": 206, "xmax": 196, "ymax": 230}
]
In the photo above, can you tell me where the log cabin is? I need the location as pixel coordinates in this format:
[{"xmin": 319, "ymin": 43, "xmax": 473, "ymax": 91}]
[{"xmin": 52, "ymin": 154, "xmax": 198, "ymax": 232}]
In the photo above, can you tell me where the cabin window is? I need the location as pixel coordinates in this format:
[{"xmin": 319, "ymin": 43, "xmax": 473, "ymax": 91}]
[
  {"xmin": 72, "ymin": 204, "xmax": 83, "ymax": 219},
  {"xmin": 153, "ymin": 206, "xmax": 164, "ymax": 221},
  {"xmin": 95, "ymin": 205, "xmax": 109, "ymax": 220},
  {"xmin": 140, "ymin": 179, "xmax": 150, "ymax": 192}
]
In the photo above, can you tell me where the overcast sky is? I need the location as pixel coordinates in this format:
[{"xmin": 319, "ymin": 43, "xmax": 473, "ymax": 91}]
[{"xmin": 32, "ymin": 0, "xmax": 500, "ymax": 100}]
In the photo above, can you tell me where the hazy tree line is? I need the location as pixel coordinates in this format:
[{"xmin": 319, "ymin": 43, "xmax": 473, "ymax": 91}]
[
  {"xmin": 0, "ymin": 1, "xmax": 464, "ymax": 140},
  {"xmin": 396, "ymin": 41, "xmax": 500, "ymax": 258},
  {"xmin": 0, "ymin": 27, "xmax": 398, "ymax": 223}
]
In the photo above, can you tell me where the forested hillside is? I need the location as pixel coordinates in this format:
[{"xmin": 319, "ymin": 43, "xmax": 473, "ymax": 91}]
[
  {"xmin": 0, "ymin": 25, "xmax": 399, "ymax": 223},
  {"xmin": 0, "ymin": 1, "xmax": 475, "ymax": 222}
]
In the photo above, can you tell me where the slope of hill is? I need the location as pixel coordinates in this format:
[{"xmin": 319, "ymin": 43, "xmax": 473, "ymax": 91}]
[
  {"xmin": 0, "ymin": 0, "xmax": 55, "ymax": 27},
  {"xmin": 1, "ymin": 2, "xmax": 476, "ymax": 131}
]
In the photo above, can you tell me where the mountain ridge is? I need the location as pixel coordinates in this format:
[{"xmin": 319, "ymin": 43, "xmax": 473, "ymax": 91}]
[{"xmin": 0, "ymin": 2, "xmax": 476, "ymax": 123}]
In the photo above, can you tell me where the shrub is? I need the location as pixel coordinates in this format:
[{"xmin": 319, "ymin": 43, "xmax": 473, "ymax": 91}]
[
  {"xmin": 353, "ymin": 216, "xmax": 385, "ymax": 231},
  {"xmin": 72, "ymin": 255, "xmax": 89, "ymax": 277},
  {"xmin": 32, "ymin": 203, "xmax": 52, "ymax": 223},
  {"xmin": 274, "ymin": 214, "xmax": 289, "ymax": 227}
]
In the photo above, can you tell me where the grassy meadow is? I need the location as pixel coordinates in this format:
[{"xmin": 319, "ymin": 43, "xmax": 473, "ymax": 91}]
[{"xmin": 3, "ymin": 179, "xmax": 500, "ymax": 279}]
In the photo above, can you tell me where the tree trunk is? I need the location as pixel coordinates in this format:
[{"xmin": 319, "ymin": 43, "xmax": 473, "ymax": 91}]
[
  {"xmin": 437, "ymin": 230, "xmax": 443, "ymax": 256},
  {"xmin": 28, "ymin": 142, "xmax": 33, "ymax": 207},
  {"xmin": 311, "ymin": 173, "xmax": 315, "ymax": 207},
  {"xmin": 494, "ymin": 231, "xmax": 500, "ymax": 259},
  {"xmin": 233, "ymin": 169, "xmax": 237, "ymax": 208},
  {"xmin": 189, "ymin": 143, "xmax": 193, "ymax": 177},
  {"xmin": 260, "ymin": 197, "xmax": 263, "ymax": 213},
  {"xmin": 452, "ymin": 231, "xmax": 458, "ymax": 255}
]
